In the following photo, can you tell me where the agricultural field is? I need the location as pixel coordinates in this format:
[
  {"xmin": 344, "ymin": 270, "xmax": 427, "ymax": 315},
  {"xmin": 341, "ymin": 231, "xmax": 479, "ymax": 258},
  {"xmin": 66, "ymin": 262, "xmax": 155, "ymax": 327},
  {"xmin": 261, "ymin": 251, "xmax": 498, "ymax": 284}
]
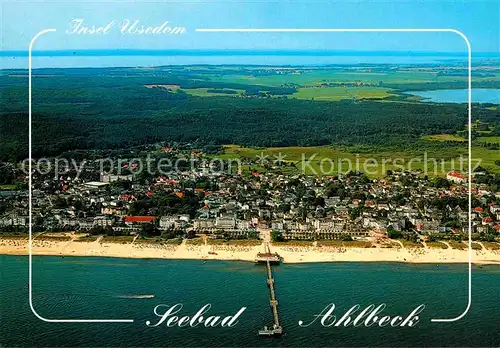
[
  {"xmin": 292, "ymin": 86, "xmax": 396, "ymax": 101},
  {"xmin": 205, "ymin": 66, "xmax": 500, "ymax": 87}
]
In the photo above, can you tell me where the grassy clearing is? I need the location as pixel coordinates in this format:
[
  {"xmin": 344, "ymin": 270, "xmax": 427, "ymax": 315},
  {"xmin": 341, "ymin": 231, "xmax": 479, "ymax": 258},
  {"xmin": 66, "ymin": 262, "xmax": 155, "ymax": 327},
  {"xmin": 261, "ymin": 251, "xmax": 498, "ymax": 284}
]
[
  {"xmin": 317, "ymin": 240, "xmax": 374, "ymax": 248},
  {"xmin": 272, "ymin": 241, "xmax": 314, "ymax": 247},
  {"xmin": 292, "ymin": 87, "xmax": 396, "ymax": 101},
  {"xmin": 75, "ymin": 235, "xmax": 100, "ymax": 242},
  {"xmin": 102, "ymin": 236, "xmax": 135, "ymax": 244},
  {"xmin": 36, "ymin": 236, "xmax": 72, "ymax": 242},
  {"xmin": 208, "ymin": 239, "xmax": 261, "ymax": 246},
  {"xmin": 402, "ymin": 240, "xmax": 424, "ymax": 248},
  {"xmin": 378, "ymin": 241, "xmax": 403, "ymax": 248},
  {"xmin": 0, "ymin": 184, "xmax": 16, "ymax": 190},
  {"xmin": 220, "ymin": 144, "xmax": 500, "ymax": 177},
  {"xmin": 471, "ymin": 146, "xmax": 500, "ymax": 172},
  {"xmin": 426, "ymin": 241, "xmax": 448, "ymax": 249},
  {"xmin": 0, "ymin": 235, "xmax": 28, "ymax": 240},
  {"xmin": 181, "ymin": 88, "xmax": 244, "ymax": 97},
  {"xmin": 447, "ymin": 241, "xmax": 467, "ymax": 250},
  {"xmin": 165, "ymin": 238, "xmax": 183, "ymax": 245},
  {"xmin": 185, "ymin": 238, "xmax": 205, "ymax": 245},
  {"xmin": 477, "ymin": 136, "xmax": 500, "ymax": 144},
  {"xmin": 482, "ymin": 242, "xmax": 500, "ymax": 250},
  {"xmin": 470, "ymin": 242, "xmax": 483, "ymax": 250},
  {"xmin": 422, "ymin": 134, "xmax": 467, "ymax": 142},
  {"xmin": 134, "ymin": 238, "xmax": 166, "ymax": 245}
]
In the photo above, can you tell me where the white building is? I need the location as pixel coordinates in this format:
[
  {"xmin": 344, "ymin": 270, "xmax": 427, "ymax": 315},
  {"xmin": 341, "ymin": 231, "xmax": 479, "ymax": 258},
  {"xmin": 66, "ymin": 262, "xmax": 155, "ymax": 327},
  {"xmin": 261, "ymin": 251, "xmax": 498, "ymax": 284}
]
[
  {"xmin": 446, "ymin": 171, "xmax": 467, "ymax": 184},
  {"xmin": 215, "ymin": 216, "xmax": 236, "ymax": 230}
]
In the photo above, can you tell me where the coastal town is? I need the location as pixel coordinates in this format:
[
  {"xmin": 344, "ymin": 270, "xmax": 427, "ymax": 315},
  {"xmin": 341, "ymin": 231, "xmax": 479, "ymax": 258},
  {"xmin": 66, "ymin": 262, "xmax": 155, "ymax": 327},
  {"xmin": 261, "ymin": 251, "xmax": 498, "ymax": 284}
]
[{"xmin": 0, "ymin": 144, "xmax": 500, "ymax": 263}]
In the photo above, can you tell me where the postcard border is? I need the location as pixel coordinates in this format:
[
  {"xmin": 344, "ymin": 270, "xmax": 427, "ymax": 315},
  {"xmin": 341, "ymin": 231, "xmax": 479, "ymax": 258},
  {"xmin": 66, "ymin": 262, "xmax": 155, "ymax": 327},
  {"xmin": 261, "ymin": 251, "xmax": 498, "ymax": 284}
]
[{"xmin": 28, "ymin": 28, "xmax": 472, "ymax": 323}]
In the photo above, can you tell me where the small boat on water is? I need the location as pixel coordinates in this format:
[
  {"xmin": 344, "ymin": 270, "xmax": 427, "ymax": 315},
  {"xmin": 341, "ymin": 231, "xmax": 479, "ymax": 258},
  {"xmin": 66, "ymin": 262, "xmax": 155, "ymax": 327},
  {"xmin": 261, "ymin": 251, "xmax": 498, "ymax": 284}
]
[{"xmin": 118, "ymin": 294, "xmax": 155, "ymax": 299}]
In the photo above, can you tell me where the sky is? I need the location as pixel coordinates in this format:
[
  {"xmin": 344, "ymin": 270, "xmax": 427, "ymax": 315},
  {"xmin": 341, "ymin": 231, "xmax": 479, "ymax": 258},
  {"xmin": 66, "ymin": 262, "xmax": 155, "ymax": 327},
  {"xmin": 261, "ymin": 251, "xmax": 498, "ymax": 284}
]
[{"xmin": 0, "ymin": 0, "xmax": 499, "ymax": 68}]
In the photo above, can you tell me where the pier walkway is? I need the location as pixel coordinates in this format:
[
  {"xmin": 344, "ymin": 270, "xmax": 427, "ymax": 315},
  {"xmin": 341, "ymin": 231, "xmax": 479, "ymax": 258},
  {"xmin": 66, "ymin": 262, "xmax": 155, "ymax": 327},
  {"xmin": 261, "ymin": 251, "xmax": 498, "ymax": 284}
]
[{"xmin": 258, "ymin": 243, "xmax": 283, "ymax": 337}]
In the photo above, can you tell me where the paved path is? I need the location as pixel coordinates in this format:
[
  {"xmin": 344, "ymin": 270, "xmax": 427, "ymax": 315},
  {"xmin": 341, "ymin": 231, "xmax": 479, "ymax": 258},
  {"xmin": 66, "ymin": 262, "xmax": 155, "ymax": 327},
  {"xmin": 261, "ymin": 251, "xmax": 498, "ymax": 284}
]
[{"xmin": 131, "ymin": 234, "xmax": 140, "ymax": 244}]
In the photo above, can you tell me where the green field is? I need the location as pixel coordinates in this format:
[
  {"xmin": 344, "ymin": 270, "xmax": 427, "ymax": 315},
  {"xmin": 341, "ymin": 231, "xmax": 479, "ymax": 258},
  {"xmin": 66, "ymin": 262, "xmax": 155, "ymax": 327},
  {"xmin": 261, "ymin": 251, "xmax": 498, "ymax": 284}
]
[
  {"xmin": 292, "ymin": 87, "xmax": 395, "ymax": 101},
  {"xmin": 206, "ymin": 68, "xmax": 500, "ymax": 87},
  {"xmin": 180, "ymin": 85, "xmax": 397, "ymax": 102},
  {"xmin": 472, "ymin": 147, "xmax": 500, "ymax": 170},
  {"xmin": 219, "ymin": 144, "xmax": 500, "ymax": 177},
  {"xmin": 422, "ymin": 134, "xmax": 467, "ymax": 142},
  {"xmin": 421, "ymin": 133, "xmax": 500, "ymax": 172},
  {"xmin": 477, "ymin": 136, "xmax": 500, "ymax": 144}
]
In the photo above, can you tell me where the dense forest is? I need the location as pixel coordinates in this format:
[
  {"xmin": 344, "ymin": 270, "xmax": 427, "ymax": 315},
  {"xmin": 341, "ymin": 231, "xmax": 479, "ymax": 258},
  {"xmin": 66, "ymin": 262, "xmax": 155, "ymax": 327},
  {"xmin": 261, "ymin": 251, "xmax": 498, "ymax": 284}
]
[{"xmin": 0, "ymin": 67, "xmax": 498, "ymax": 161}]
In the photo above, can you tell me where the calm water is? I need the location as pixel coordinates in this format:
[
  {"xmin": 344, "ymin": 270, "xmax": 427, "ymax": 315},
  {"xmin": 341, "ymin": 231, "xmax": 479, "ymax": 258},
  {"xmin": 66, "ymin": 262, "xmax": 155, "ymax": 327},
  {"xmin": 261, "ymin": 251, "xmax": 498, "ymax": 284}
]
[
  {"xmin": 1, "ymin": 255, "xmax": 499, "ymax": 347},
  {"xmin": 410, "ymin": 89, "xmax": 500, "ymax": 104}
]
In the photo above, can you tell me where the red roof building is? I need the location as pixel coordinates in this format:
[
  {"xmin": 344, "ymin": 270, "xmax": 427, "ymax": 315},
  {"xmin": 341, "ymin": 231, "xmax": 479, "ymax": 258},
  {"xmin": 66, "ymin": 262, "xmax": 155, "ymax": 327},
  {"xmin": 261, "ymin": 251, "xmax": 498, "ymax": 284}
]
[
  {"xmin": 124, "ymin": 216, "xmax": 155, "ymax": 224},
  {"xmin": 446, "ymin": 171, "xmax": 467, "ymax": 184},
  {"xmin": 482, "ymin": 217, "xmax": 493, "ymax": 224},
  {"xmin": 365, "ymin": 200, "xmax": 375, "ymax": 208}
]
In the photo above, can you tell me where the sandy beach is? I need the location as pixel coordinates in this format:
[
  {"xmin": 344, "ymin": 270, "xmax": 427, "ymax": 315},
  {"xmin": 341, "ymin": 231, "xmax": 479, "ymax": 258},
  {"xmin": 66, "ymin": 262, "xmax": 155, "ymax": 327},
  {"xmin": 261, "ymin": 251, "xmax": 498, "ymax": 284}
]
[{"xmin": 1, "ymin": 236, "xmax": 500, "ymax": 264}]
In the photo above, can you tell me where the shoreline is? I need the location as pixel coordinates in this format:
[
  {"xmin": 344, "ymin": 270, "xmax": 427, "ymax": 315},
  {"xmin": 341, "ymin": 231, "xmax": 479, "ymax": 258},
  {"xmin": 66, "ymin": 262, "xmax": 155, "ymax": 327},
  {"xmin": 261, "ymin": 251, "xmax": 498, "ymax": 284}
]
[{"xmin": 1, "ymin": 237, "xmax": 499, "ymax": 265}]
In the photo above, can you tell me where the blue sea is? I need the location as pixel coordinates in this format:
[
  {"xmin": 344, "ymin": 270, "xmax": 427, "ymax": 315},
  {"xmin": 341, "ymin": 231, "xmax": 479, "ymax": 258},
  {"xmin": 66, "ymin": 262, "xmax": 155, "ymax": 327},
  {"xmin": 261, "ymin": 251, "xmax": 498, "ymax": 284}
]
[
  {"xmin": 0, "ymin": 49, "xmax": 488, "ymax": 69},
  {"xmin": 409, "ymin": 89, "xmax": 500, "ymax": 104},
  {"xmin": 1, "ymin": 255, "xmax": 499, "ymax": 347}
]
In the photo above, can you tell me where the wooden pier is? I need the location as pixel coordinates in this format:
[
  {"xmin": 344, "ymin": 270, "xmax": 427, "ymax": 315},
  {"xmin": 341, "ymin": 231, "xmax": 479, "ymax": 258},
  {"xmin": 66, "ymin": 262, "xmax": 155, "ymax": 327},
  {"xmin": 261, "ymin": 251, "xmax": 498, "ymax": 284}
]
[
  {"xmin": 258, "ymin": 244, "xmax": 283, "ymax": 337},
  {"xmin": 255, "ymin": 244, "xmax": 283, "ymax": 264}
]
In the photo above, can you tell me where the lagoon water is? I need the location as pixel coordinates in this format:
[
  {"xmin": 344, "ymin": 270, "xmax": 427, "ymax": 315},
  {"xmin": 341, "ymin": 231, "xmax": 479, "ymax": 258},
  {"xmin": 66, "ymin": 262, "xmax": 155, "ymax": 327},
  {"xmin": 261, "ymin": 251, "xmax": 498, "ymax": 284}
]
[
  {"xmin": 1, "ymin": 255, "xmax": 499, "ymax": 347},
  {"xmin": 410, "ymin": 89, "xmax": 500, "ymax": 104}
]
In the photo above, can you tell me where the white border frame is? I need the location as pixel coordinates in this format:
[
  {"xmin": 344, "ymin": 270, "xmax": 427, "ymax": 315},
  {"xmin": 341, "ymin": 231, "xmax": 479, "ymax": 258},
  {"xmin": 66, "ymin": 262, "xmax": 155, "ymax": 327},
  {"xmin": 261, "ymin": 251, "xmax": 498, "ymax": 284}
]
[{"xmin": 29, "ymin": 28, "xmax": 472, "ymax": 323}]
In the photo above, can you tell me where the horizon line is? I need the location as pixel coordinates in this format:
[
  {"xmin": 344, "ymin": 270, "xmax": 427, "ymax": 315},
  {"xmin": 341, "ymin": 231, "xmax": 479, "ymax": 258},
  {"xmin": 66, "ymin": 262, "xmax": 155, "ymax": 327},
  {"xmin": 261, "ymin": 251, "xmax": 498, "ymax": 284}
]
[{"xmin": 2, "ymin": 48, "xmax": 499, "ymax": 58}]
